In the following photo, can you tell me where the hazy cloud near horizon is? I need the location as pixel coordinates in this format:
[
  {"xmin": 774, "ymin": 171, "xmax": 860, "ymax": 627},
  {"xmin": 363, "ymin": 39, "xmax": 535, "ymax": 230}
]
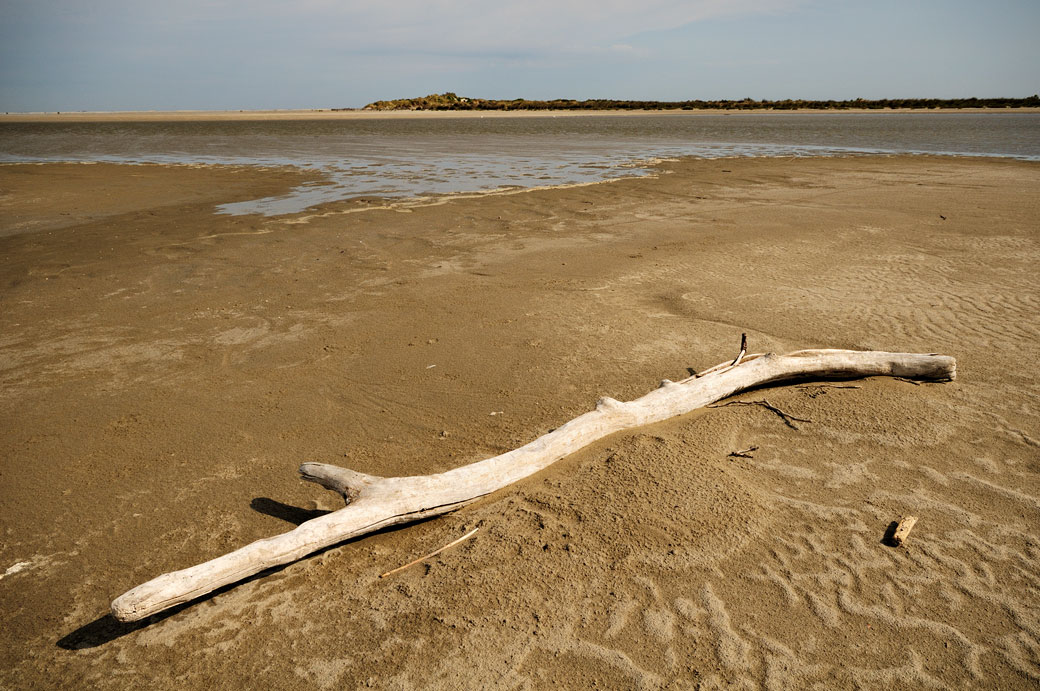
[
  {"xmin": 283, "ymin": 0, "xmax": 810, "ymax": 54},
  {"xmin": 3, "ymin": 0, "xmax": 810, "ymax": 55},
  {"xmin": 1, "ymin": 0, "xmax": 1037, "ymax": 111}
]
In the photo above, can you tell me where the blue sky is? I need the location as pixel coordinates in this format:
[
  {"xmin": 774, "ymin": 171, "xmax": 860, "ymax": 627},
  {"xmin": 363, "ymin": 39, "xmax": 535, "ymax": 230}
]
[{"xmin": 1, "ymin": 0, "xmax": 1037, "ymax": 112}]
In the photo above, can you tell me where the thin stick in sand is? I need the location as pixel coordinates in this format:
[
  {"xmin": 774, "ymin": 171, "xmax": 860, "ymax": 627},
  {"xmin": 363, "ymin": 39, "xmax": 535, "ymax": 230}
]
[{"xmin": 380, "ymin": 528, "xmax": 479, "ymax": 579}]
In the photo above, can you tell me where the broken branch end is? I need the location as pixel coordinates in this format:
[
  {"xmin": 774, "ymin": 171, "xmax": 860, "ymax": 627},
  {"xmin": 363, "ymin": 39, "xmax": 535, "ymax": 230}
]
[{"xmin": 299, "ymin": 462, "xmax": 381, "ymax": 503}]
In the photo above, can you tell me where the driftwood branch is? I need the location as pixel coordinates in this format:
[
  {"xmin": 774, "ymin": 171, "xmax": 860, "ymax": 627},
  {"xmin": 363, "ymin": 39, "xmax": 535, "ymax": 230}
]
[{"xmin": 110, "ymin": 345, "xmax": 955, "ymax": 622}]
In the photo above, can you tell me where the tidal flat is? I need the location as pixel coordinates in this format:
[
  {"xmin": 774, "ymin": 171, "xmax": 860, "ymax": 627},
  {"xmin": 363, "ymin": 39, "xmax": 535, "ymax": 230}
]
[{"xmin": 1, "ymin": 155, "xmax": 1038, "ymax": 688}]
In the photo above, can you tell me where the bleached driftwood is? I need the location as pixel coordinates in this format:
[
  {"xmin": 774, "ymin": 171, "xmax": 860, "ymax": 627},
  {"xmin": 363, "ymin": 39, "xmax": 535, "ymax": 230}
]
[{"xmin": 110, "ymin": 345, "xmax": 955, "ymax": 622}]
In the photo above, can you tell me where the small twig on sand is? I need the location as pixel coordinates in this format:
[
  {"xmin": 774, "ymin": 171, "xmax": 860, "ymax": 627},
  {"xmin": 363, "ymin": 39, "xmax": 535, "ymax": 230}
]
[
  {"xmin": 797, "ymin": 384, "xmax": 862, "ymax": 389},
  {"xmin": 729, "ymin": 445, "xmax": 759, "ymax": 459},
  {"xmin": 379, "ymin": 528, "xmax": 479, "ymax": 579},
  {"xmin": 797, "ymin": 384, "xmax": 861, "ymax": 398},
  {"xmin": 893, "ymin": 377, "xmax": 922, "ymax": 386},
  {"xmin": 710, "ymin": 399, "xmax": 813, "ymax": 429}
]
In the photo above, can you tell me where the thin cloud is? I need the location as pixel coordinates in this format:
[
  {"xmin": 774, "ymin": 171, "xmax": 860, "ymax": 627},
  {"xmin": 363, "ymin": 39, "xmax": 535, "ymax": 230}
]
[
  {"xmin": 317, "ymin": 0, "xmax": 812, "ymax": 55},
  {"xmin": 5, "ymin": 0, "xmax": 811, "ymax": 57}
]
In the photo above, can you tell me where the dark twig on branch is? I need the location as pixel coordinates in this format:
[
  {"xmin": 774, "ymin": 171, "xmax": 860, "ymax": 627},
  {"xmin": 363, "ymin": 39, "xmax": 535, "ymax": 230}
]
[
  {"xmin": 696, "ymin": 333, "xmax": 749, "ymax": 378},
  {"xmin": 730, "ymin": 333, "xmax": 748, "ymax": 368}
]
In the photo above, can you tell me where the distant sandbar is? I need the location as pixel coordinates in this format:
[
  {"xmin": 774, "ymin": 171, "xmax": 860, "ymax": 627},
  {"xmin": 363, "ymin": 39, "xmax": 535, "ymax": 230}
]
[{"xmin": 4, "ymin": 107, "xmax": 1040, "ymax": 123}]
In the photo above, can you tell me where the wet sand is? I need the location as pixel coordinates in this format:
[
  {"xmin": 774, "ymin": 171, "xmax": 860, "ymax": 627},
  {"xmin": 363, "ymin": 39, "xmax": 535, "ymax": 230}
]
[{"xmin": 1, "ymin": 155, "xmax": 1038, "ymax": 688}]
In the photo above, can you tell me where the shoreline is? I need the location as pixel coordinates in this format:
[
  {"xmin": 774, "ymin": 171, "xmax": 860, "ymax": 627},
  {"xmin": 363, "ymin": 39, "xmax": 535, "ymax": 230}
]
[
  {"xmin": 3, "ymin": 106, "xmax": 1040, "ymax": 123},
  {"xmin": 2, "ymin": 155, "xmax": 1038, "ymax": 688},
  {"xmin": 5, "ymin": 152, "xmax": 1038, "ymax": 223}
]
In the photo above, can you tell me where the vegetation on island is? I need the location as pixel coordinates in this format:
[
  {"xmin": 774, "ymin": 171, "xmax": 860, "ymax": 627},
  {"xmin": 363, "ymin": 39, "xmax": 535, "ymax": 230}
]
[{"xmin": 362, "ymin": 92, "xmax": 1040, "ymax": 112}]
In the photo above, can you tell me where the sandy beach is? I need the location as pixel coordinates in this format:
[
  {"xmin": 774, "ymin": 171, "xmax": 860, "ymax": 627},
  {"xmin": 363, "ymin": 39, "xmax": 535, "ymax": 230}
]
[{"xmin": 1, "ymin": 155, "xmax": 1038, "ymax": 688}]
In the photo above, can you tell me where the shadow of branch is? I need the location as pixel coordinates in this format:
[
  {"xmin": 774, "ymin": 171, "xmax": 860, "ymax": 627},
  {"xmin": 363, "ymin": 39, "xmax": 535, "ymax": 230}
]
[
  {"xmin": 57, "ymin": 509, "xmax": 439, "ymax": 649},
  {"xmin": 250, "ymin": 497, "xmax": 330, "ymax": 525}
]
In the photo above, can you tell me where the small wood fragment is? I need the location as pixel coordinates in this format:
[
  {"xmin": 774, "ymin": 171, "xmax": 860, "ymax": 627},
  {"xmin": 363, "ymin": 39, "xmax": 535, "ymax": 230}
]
[
  {"xmin": 729, "ymin": 445, "xmax": 758, "ymax": 459},
  {"xmin": 379, "ymin": 528, "xmax": 479, "ymax": 579},
  {"xmin": 890, "ymin": 516, "xmax": 918, "ymax": 546}
]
